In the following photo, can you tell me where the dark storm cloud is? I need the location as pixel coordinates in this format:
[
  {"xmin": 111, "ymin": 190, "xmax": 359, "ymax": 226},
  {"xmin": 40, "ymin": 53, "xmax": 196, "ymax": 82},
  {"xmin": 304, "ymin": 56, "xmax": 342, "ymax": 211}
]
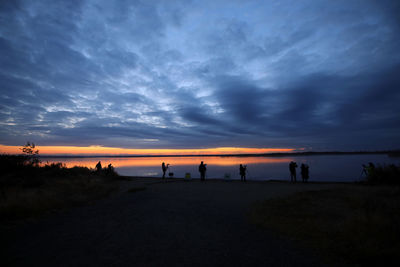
[
  {"xmin": 180, "ymin": 106, "xmax": 221, "ymax": 126},
  {"xmin": 198, "ymin": 61, "xmax": 400, "ymax": 149},
  {"xmin": 1, "ymin": 0, "xmax": 399, "ymax": 150},
  {"xmin": 213, "ymin": 76, "xmax": 271, "ymax": 124}
]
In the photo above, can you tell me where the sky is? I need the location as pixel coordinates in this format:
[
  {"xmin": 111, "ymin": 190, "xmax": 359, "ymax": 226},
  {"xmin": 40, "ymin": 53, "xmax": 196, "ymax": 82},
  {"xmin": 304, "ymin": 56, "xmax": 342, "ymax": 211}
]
[{"xmin": 1, "ymin": 0, "xmax": 400, "ymax": 154}]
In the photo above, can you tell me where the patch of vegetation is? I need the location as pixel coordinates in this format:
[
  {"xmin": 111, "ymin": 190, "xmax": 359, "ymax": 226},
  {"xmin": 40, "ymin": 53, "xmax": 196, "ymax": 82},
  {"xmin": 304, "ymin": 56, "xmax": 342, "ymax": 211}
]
[
  {"xmin": 127, "ymin": 187, "xmax": 147, "ymax": 193},
  {"xmin": 364, "ymin": 163, "xmax": 400, "ymax": 185},
  {"xmin": 250, "ymin": 186, "xmax": 400, "ymax": 266},
  {"xmin": 0, "ymin": 151, "xmax": 120, "ymax": 222}
]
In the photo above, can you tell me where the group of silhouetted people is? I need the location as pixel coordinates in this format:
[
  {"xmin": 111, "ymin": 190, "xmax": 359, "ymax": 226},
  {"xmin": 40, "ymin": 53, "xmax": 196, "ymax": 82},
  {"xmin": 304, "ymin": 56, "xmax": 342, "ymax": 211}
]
[
  {"xmin": 161, "ymin": 161, "xmax": 209, "ymax": 180},
  {"xmin": 95, "ymin": 161, "xmax": 114, "ymax": 175},
  {"xmin": 289, "ymin": 161, "xmax": 309, "ymax": 183},
  {"xmin": 161, "ymin": 161, "xmax": 249, "ymax": 181},
  {"xmin": 160, "ymin": 161, "xmax": 312, "ymax": 182},
  {"xmin": 96, "ymin": 160, "xmax": 313, "ymax": 182},
  {"xmin": 161, "ymin": 161, "xmax": 208, "ymax": 180}
]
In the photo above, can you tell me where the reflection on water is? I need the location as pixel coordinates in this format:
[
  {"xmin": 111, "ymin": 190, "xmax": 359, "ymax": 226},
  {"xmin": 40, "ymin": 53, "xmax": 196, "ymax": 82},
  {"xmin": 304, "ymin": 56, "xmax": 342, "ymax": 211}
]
[
  {"xmin": 41, "ymin": 156, "xmax": 292, "ymax": 168},
  {"xmin": 42, "ymin": 154, "xmax": 400, "ymax": 182}
]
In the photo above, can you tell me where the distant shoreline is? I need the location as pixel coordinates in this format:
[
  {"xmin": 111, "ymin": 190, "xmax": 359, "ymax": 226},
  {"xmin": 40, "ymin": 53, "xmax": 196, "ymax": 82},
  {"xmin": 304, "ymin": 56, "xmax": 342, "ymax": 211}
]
[{"xmin": 36, "ymin": 150, "xmax": 400, "ymax": 158}]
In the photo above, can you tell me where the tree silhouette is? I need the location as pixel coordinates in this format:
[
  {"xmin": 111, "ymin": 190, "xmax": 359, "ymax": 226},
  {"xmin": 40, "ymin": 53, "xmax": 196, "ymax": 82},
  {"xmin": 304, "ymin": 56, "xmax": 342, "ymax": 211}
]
[
  {"xmin": 20, "ymin": 142, "xmax": 39, "ymax": 155},
  {"xmin": 20, "ymin": 141, "xmax": 40, "ymax": 166}
]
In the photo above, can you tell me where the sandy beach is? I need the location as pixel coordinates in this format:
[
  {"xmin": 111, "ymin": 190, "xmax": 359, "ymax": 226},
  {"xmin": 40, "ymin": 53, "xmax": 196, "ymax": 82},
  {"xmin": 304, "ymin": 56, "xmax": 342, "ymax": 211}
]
[{"xmin": 2, "ymin": 177, "xmax": 350, "ymax": 266}]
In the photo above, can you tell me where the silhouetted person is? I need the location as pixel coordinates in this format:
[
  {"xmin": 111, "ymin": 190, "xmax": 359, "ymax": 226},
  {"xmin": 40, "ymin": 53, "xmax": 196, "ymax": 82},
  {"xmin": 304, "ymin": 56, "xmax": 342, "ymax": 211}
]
[
  {"xmin": 96, "ymin": 161, "xmax": 102, "ymax": 172},
  {"xmin": 300, "ymin": 163, "xmax": 309, "ymax": 183},
  {"xmin": 366, "ymin": 162, "xmax": 375, "ymax": 177},
  {"xmin": 199, "ymin": 161, "xmax": 207, "ymax": 181},
  {"xmin": 106, "ymin": 163, "xmax": 114, "ymax": 175},
  {"xmin": 289, "ymin": 161, "xmax": 298, "ymax": 182},
  {"xmin": 240, "ymin": 164, "xmax": 247, "ymax": 182},
  {"xmin": 361, "ymin": 164, "xmax": 368, "ymax": 177},
  {"xmin": 162, "ymin": 162, "xmax": 169, "ymax": 179}
]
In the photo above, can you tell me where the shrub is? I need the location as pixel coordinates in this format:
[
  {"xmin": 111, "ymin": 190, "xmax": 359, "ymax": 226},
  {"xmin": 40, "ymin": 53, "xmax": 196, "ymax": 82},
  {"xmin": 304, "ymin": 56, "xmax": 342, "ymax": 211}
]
[
  {"xmin": 0, "ymin": 154, "xmax": 27, "ymax": 172},
  {"xmin": 20, "ymin": 141, "xmax": 40, "ymax": 166},
  {"xmin": 365, "ymin": 164, "xmax": 400, "ymax": 185}
]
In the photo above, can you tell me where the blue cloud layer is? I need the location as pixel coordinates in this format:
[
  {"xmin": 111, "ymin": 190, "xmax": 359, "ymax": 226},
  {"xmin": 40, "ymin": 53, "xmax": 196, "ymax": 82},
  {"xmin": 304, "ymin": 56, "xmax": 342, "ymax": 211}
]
[{"xmin": 1, "ymin": 0, "xmax": 400, "ymax": 150}]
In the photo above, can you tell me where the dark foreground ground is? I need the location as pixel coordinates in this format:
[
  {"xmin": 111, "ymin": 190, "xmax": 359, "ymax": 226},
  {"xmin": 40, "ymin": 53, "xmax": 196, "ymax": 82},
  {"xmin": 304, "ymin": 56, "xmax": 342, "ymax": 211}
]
[{"xmin": 3, "ymin": 178, "xmax": 341, "ymax": 266}]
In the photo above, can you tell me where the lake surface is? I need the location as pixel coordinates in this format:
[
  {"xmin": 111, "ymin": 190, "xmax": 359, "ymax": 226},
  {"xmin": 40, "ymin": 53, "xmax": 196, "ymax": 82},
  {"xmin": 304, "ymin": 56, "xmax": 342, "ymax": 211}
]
[{"xmin": 42, "ymin": 154, "xmax": 400, "ymax": 182}]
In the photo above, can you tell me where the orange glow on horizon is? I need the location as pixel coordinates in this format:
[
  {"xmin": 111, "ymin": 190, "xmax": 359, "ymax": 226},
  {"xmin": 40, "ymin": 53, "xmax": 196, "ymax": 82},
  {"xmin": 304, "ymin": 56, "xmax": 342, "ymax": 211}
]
[
  {"xmin": 41, "ymin": 156, "xmax": 293, "ymax": 168},
  {"xmin": 0, "ymin": 144, "xmax": 294, "ymax": 156}
]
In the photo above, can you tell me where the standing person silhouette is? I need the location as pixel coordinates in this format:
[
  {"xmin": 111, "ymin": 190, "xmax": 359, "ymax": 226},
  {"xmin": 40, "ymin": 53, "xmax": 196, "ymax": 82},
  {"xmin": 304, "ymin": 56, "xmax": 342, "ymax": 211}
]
[
  {"xmin": 300, "ymin": 163, "xmax": 309, "ymax": 183},
  {"xmin": 366, "ymin": 162, "xmax": 375, "ymax": 177},
  {"xmin": 161, "ymin": 162, "xmax": 169, "ymax": 179},
  {"xmin": 239, "ymin": 164, "xmax": 247, "ymax": 182},
  {"xmin": 199, "ymin": 161, "xmax": 207, "ymax": 181},
  {"xmin": 106, "ymin": 163, "xmax": 114, "ymax": 175},
  {"xmin": 289, "ymin": 161, "xmax": 298, "ymax": 182},
  {"xmin": 96, "ymin": 161, "xmax": 102, "ymax": 173}
]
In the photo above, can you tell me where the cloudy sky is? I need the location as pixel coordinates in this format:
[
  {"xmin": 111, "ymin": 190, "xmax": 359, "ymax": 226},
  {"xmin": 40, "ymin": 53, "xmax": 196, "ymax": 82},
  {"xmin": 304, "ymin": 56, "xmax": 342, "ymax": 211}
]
[{"xmin": 1, "ymin": 0, "xmax": 400, "ymax": 152}]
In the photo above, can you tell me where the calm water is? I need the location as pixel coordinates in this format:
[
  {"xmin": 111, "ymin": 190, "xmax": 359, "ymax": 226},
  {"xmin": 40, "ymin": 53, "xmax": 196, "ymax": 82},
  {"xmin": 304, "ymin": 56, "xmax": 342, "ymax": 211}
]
[{"xmin": 42, "ymin": 154, "xmax": 400, "ymax": 182}]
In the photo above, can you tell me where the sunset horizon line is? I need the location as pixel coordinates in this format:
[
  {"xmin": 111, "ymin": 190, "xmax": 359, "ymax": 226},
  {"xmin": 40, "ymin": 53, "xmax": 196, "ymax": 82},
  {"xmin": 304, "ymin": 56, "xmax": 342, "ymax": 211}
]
[{"xmin": 0, "ymin": 144, "xmax": 297, "ymax": 156}]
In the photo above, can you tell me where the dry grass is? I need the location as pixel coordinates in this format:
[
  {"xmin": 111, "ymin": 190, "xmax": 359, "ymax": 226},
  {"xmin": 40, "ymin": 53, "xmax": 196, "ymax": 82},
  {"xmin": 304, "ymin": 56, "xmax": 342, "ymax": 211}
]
[
  {"xmin": 250, "ymin": 185, "xmax": 400, "ymax": 266},
  {"xmin": 0, "ymin": 175, "xmax": 118, "ymax": 222},
  {"xmin": 0, "ymin": 155, "xmax": 121, "ymax": 222}
]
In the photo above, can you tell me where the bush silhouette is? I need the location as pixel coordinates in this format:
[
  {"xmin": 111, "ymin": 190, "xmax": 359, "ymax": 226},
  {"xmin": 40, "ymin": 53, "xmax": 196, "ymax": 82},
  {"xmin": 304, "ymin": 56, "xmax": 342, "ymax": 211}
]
[{"xmin": 366, "ymin": 164, "xmax": 400, "ymax": 185}]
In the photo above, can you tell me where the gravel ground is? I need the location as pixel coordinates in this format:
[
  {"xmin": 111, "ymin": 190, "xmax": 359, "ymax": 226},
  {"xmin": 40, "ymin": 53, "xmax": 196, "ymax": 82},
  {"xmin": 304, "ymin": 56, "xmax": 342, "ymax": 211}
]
[{"xmin": 3, "ymin": 178, "xmax": 341, "ymax": 266}]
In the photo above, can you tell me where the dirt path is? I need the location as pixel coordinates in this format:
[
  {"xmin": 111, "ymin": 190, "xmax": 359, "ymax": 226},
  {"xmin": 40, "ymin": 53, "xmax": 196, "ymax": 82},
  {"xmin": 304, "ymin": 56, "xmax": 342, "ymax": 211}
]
[{"xmin": 4, "ymin": 178, "xmax": 340, "ymax": 266}]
